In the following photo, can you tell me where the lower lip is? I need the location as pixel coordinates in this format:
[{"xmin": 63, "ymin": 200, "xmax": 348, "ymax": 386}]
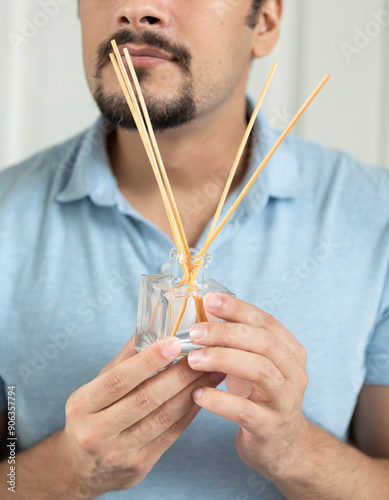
[{"xmin": 121, "ymin": 54, "xmax": 171, "ymax": 69}]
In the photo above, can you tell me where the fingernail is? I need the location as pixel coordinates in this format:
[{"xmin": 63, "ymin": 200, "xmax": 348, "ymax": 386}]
[
  {"xmin": 193, "ymin": 387, "xmax": 204, "ymax": 399},
  {"xmin": 190, "ymin": 324, "xmax": 207, "ymax": 342},
  {"xmin": 161, "ymin": 337, "xmax": 181, "ymax": 358},
  {"xmin": 205, "ymin": 294, "xmax": 222, "ymax": 310},
  {"xmin": 188, "ymin": 349, "xmax": 205, "ymax": 364},
  {"xmin": 209, "ymin": 372, "xmax": 225, "ymax": 382}
]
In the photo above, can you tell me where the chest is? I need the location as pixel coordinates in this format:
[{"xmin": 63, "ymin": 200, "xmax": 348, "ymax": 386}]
[{"xmin": 0, "ymin": 203, "xmax": 384, "ymax": 449}]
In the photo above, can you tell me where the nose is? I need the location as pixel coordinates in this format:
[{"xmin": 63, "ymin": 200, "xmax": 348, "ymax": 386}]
[{"xmin": 116, "ymin": 0, "xmax": 170, "ymax": 31}]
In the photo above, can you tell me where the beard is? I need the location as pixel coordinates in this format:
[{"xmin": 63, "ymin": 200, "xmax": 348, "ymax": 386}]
[
  {"xmin": 92, "ymin": 29, "xmax": 197, "ymax": 131},
  {"xmin": 93, "ymin": 72, "xmax": 196, "ymax": 132}
]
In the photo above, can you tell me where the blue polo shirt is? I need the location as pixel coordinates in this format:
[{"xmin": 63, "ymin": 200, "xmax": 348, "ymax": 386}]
[{"xmin": 0, "ymin": 112, "xmax": 388, "ymax": 500}]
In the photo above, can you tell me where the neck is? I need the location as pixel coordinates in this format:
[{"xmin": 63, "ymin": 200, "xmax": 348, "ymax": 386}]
[{"xmin": 107, "ymin": 91, "xmax": 250, "ymax": 246}]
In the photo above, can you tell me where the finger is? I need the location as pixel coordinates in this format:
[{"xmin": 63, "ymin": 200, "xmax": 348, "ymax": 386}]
[
  {"xmin": 99, "ymin": 335, "xmax": 137, "ymax": 375},
  {"xmin": 100, "ymin": 356, "xmax": 205, "ymax": 434},
  {"xmin": 203, "ymin": 294, "xmax": 300, "ymax": 351},
  {"xmin": 191, "ymin": 386, "xmax": 267, "ymax": 432},
  {"xmin": 190, "ymin": 322, "xmax": 302, "ymax": 378},
  {"xmin": 139, "ymin": 405, "xmax": 202, "ymax": 465},
  {"xmin": 79, "ymin": 336, "xmax": 183, "ymax": 412},
  {"xmin": 187, "ymin": 347, "xmax": 286, "ymax": 406},
  {"xmin": 120, "ymin": 372, "xmax": 226, "ymax": 449}
]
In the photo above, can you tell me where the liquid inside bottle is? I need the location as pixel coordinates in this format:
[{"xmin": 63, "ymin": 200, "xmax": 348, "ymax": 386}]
[{"xmin": 135, "ymin": 248, "xmax": 234, "ymax": 356}]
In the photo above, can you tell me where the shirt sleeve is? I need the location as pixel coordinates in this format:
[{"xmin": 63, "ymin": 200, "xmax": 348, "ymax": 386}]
[
  {"xmin": 0, "ymin": 377, "xmax": 7, "ymax": 412},
  {"xmin": 365, "ymin": 264, "xmax": 389, "ymax": 385}
]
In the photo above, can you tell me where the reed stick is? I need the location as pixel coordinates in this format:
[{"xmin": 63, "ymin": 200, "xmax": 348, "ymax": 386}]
[
  {"xmin": 175, "ymin": 62, "xmax": 278, "ymax": 290},
  {"xmin": 110, "ymin": 38, "xmax": 329, "ymax": 337},
  {"xmin": 185, "ymin": 74, "xmax": 330, "ymax": 289},
  {"xmin": 123, "ymin": 47, "xmax": 190, "ymax": 256},
  {"xmin": 110, "ymin": 42, "xmax": 193, "ymax": 286},
  {"xmin": 109, "ymin": 51, "xmax": 181, "ymax": 251},
  {"xmin": 110, "ymin": 43, "xmax": 203, "ymax": 328},
  {"xmin": 203, "ymin": 62, "xmax": 278, "ymax": 248},
  {"xmin": 199, "ymin": 74, "xmax": 330, "ymax": 256}
]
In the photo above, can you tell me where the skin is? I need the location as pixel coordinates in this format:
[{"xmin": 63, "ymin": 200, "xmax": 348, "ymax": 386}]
[
  {"xmin": 1, "ymin": 1, "xmax": 388, "ymax": 498},
  {"xmin": 0, "ymin": 338, "xmax": 226, "ymax": 499},
  {"xmin": 187, "ymin": 294, "xmax": 389, "ymax": 499},
  {"xmin": 79, "ymin": 0, "xmax": 281, "ymax": 245}
]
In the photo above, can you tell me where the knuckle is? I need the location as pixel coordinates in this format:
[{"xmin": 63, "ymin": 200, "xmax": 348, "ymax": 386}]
[
  {"xmin": 106, "ymin": 368, "xmax": 126, "ymax": 393},
  {"xmin": 134, "ymin": 383, "xmax": 154, "ymax": 411},
  {"xmin": 173, "ymin": 361, "xmax": 192, "ymax": 385},
  {"xmin": 217, "ymin": 320, "xmax": 229, "ymax": 340},
  {"xmin": 158, "ymin": 421, "xmax": 183, "ymax": 448},
  {"xmin": 237, "ymin": 400, "xmax": 258, "ymax": 428},
  {"xmin": 156, "ymin": 405, "xmax": 174, "ymax": 429},
  {"xmin": 105, "ymin": 450, "xmax": 125, "ymax": 469},
  {"xmin": 169, "ymin": 420, "xmax": 185, "ymax": 438},
  {"xmin": 248, "ymin": 309, "xmax": 263, "ymax": 325},
  {"xmin": 157, "ymin": 433, "xmax": 176, "ymax": 450},
  {"xmin": 261, "ymin": 311, "xmax": 278, "ymax": 332},
  {"xmin": 257, "ymin": 358, "xmax": 276, "ymax": 381},
  {"xmin": 236, "ymin": 323, "xmax": 251, "ymax": 341},
  {"xmin": 262, "ymin": 331, "xmax": 279, "ymax": 355},
  {"xmin": 282, "ymin": 345, "xmax": 296, "ymax": 363},
  {"xmin": 299, "ymin": 369, "xmax": 309, "ymax": 390},
  {"xmin": 76, "ymin": 428, "xmax": 100, "ymax": 454},
  {"xmin": 65, "ymin": 396, "xmax": 79, "ymax": 419}
]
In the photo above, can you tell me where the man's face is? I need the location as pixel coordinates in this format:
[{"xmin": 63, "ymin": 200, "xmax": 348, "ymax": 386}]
[{"xmin": 79, "ymin": 0, "xmax": 261, "ymax": 131}]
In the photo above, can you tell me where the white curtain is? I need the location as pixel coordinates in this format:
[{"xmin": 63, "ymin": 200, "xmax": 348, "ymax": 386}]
[{"xmin": 1, "ymin": 0, "xmax": 388, "ymax": 171}]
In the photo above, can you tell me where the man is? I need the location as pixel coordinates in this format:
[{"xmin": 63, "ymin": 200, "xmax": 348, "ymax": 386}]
[{"xmin": 0, "ymin": 0, "xmax": 388, "ymax": 498}]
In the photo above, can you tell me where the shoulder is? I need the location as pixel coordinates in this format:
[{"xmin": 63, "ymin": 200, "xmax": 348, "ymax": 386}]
[
  {"xmin": 286, "ymin": 134, "xmax": 389, "ymax": 217},
  {"xmin": 0, "ymin": 131, "xmax": 86, "ymax": 208}
]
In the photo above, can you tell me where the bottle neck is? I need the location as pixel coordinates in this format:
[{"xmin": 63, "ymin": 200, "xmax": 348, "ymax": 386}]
[{"xmin": 169, "ymin": 248, "xmax": 212, "ymax": 288}]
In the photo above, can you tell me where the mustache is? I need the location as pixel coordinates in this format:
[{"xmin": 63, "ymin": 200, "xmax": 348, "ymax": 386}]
[{"xmin": 95, "ymin": 28, "xmax": 192, "ymax": 78}]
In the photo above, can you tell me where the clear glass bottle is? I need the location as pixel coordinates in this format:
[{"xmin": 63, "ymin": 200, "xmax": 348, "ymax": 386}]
[{"xmin": 135, "ymin": 248, "xmax": 234, "ymax": 356}]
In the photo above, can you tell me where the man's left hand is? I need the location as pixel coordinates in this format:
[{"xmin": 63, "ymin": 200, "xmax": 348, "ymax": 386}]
[{"xmin": 187, "ymin": 293, "xmax": 311, "ymax": 479}]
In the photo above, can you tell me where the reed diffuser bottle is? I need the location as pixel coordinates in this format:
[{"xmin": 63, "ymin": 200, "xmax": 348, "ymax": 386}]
[{"xmin": 135, "ymin": 248, "xmax": 234, "ymax": 355}]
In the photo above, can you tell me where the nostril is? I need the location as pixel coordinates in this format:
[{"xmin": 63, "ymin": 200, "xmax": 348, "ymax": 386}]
[{"xmin": 141, "ymin": 16, "xmax": 159, "ymax": 25}]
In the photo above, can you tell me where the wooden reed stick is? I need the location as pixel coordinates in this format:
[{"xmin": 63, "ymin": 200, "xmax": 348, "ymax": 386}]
[
  {"xmin": 183, "ymin": 74, "xmax": 330, "ymax": 291},
  {"xmin": 171, "ymin": 297, "xmax": 189, "ymax": 336},
  {"xmin": 111, "ymin": 42, "xmax": 198, "ymax": 295},
  {"xmin": 110, "ymin": 44, "xmax": 190, "ymax": 269},
  {"xmin": 203, "ymin": 62, "xmax": 278, "ymax": 248},
  {"xmin": 175, "ymin": 63, "xmax": 278, "ymax": 291},
  {"xmin": 123, "ymin": 48, "xmax": 190, "ymax": 256},
  {"xmin": 195, "ymin": 74, "xmax": 330, "ymax": 261},
  {"xmin": 110, "ymin": 39, "xmax": 329, "ymax": 337},
  {"xmin": 111, "ymin": 44, "xmax": 204, "ymax": 329}
]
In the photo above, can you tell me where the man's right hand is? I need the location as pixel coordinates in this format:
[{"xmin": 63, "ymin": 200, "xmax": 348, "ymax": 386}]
[{"xmin": 57, "ymin": 335, "xmax": 224, "ymax": 499}]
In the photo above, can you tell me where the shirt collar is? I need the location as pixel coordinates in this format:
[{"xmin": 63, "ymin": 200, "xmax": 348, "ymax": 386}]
[
  {"xmin": 56, "ymin": 118, "xmax": 118, "ymax": 206},
  {"xmin": 56, "ymin": 101, "xmax": 311, "ymax": 207},
  {"xmin": 246, "ymin": 101, "xmax": 312, "ymax": 200}
]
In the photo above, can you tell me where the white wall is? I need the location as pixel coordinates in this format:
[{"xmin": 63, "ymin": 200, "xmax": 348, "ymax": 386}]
[{"xmin": 1, "ymin": 0, "xmax": 388, "ymax": 170}]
